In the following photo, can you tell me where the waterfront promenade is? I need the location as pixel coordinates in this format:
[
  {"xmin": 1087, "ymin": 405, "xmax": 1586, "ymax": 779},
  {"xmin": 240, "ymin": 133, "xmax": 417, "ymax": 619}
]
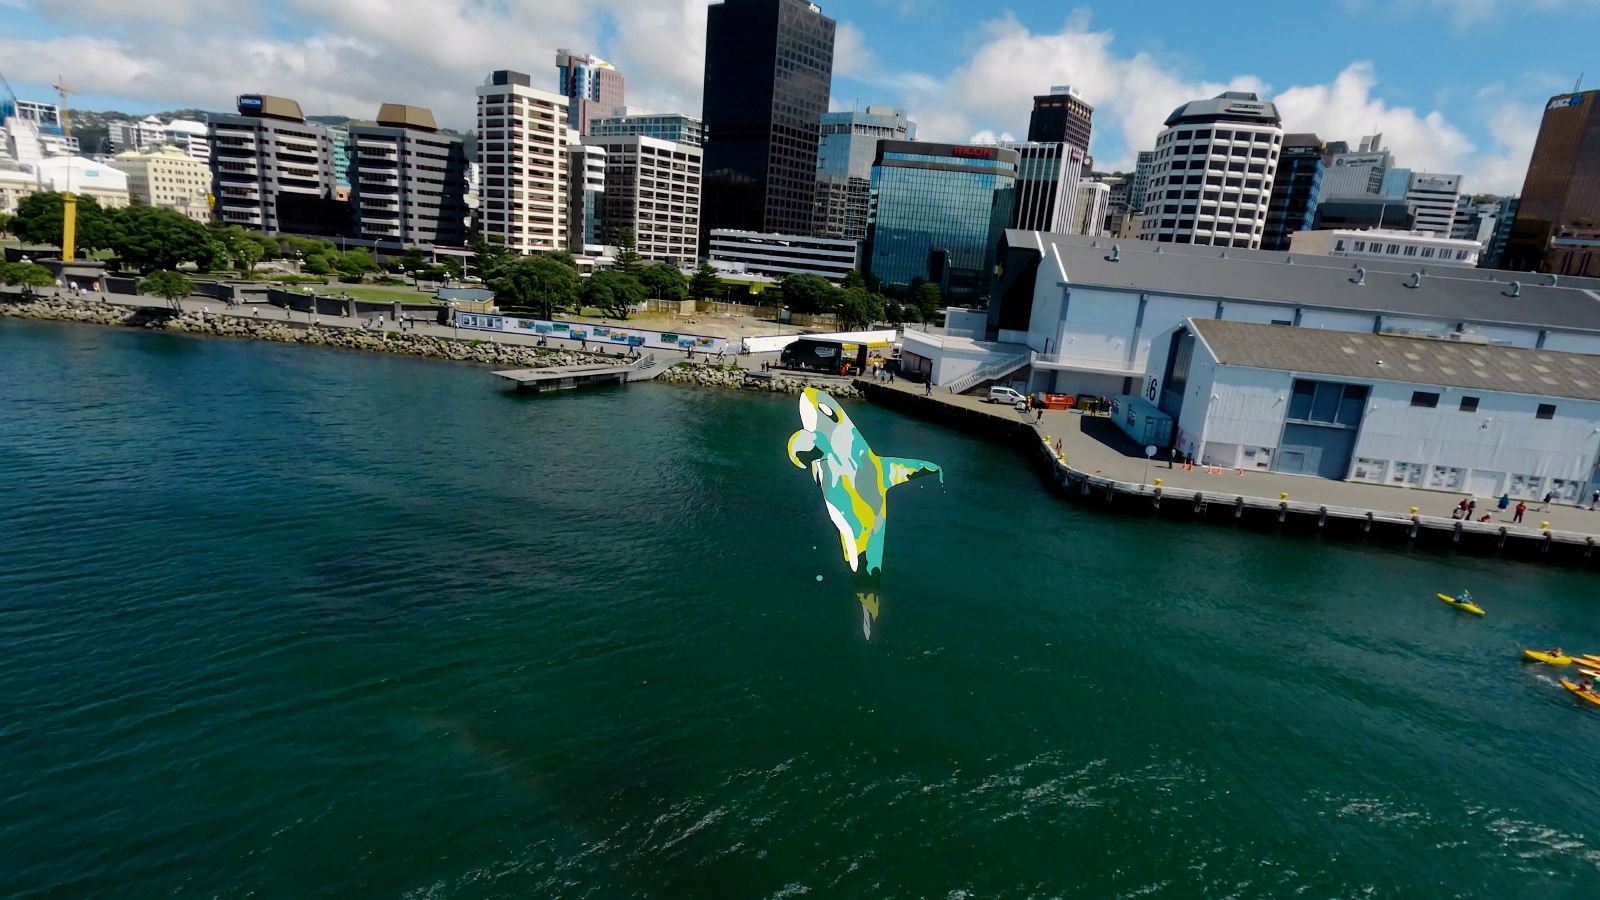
[{"xmin": 861, "ymin": 378, "xmax": 1600, "ymax": 543}]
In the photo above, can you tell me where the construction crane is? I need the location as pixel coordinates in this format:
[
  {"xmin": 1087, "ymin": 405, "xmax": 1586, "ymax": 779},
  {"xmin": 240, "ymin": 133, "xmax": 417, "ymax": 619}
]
[{"xmin": 53, "ymin": 75, "xmax": 79, "ymax": 261}]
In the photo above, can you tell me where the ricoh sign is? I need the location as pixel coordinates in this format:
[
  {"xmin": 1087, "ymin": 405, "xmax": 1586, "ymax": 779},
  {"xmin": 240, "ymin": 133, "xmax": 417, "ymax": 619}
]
[{"xmin": 950, "ymin": 146, "xmax": 997, "ymax": 160}]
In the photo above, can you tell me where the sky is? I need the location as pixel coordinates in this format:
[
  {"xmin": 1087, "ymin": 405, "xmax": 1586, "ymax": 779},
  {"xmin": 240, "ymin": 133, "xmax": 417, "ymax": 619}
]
[{"xmin": 2, "ymin": 0, "xmax": 1595, "ymax": 194}]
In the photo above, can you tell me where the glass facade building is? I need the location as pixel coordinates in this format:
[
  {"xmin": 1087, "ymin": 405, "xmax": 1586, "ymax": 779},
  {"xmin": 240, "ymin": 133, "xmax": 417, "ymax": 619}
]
[
  {"xmin": 866, "ymin": 141, "xmax": 1017, "ymax": 301},
  {"xmin": 814, "ymin": 106, "xmax": 914, "ymax": 241},
  {"xmin": 1262, "ymin": 133, "xmax": 1323, "ymax": 251},
  {"xmin": 1506, "ymin": 90, "xmax": 1600, "ymax": 273},
  {"xmin": 701, "ymin": 0, "xmax": 835, "ymax": 241}
]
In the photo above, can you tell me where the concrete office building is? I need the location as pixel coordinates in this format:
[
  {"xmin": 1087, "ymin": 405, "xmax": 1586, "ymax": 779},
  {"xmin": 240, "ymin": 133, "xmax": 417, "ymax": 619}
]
[
  {"xmin": 208, "ymin": 94, "xmax": 344, "ymax": 235},
  {"xmin": 1129, "ymin": 150, "xmax": 1155, "ymax": 213},
  {"xmin": 1075, "ymin": 180, "xmax": 1110, "ymax": 237},
  {"xmin": 978, "ymin": 140, "xmax": 1085, "ymax": 235},
  {"xmin": 0, "ymin": 167, "xmax": 38, "ymax": 215},
  {"xmin": 1380, "ymin": 167, "xmax": 1412, "ymax": 199},
  {"xmin": 30, "ymin": 156, "xmax": 129, "ymax": 208},
  {"xmin": 476, "ymin": 70, "xmax": 569, "ymax": 254},
  {"xmin": 1147, "ymin": 316, "xmax": 1600, "ymax": 495},
  {"xmin": 1287, "ymin": 227, "xmax": 1482, "ymax": 267},
  {"xmin": 585, "ymin": 134, "xmax": 701, "ymax": 264},
  {"xmin": 1405, "ymin": 171, "xmax": 1463, "ymax": 235},
  {"xmin": 1313, "ymin": 196, "xmax": 1416, "ymax": 231},
  {"xmin": 815, "ymin": 106, "xmax": 914, "ymax": 241},
  {"xmin": 1484, "ymin": 196, "xmax": 1519, "ymax": 268},
  {"xmin": 348, "ymin": 104, "xmax": 469, "ymax": 248},
  {"xmin": 1451, "ymin": 196, "xmax": 1499, "ymax": 244},
  {"xmin": 1027, "ymin": 86, "xmax": 1093, "ymax": 156},
  {"xmin": 556, "ymin": 49, "xmax": 625, "ymax": 135},
  {"xmin": 110, "ymin": 144, "xmax": 211, "ymax": 222},
  {"xmin": 567, "ymin": 140, "xmax": 607, "ymax": 255},
  {"xmin": 1261, "ymin": 133, "xmax": 1324, "ymax": 251},
  {"xmin": 1506, "ymin": 90, "xmax": 1600, "ymax": 274},
  {"xmin": 701, "ymin": 0, "xmax": 835, "ymax": 238},
  {"xmin": 865, "ymin": 141, "xmax": 1017, "ymax": 300},
  {"xmin": 109, "ymin": 115, "xmax": 210, "ymax": 162},
  {"xmin": 1140, "ymin": 92, "xmax": 1283, "ymax": 248},
  {"xmin": 707, "ymin": 229, "xmax": 860, "ymax": 281},
  {"xmin": 1318, "ymin": 136, "xmax": 1390, "ymax": 201},
  {"xmin": 589, "ymin": 109, "xmax": 703, "ymax": 146},
  {"xmin": 328, "ymin": 126, "xmax": 351, "ymax": 188},
  {"xmin": 905, "ymin": 230, "xmax": 1600, "ymax": 399}
]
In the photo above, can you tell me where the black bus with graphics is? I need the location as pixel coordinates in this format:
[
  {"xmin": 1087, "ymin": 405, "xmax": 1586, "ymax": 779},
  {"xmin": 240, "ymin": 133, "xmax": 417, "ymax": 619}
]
[{"xmin": 780, "ymin": 338, "xmax": 869, "ymax": 374}]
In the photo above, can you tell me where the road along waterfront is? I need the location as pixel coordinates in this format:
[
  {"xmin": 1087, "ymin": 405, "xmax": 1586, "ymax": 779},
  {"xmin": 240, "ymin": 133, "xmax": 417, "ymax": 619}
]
[{"xmin": 3, "ymin": 318, "xmax": 1600, "ymax": 897}]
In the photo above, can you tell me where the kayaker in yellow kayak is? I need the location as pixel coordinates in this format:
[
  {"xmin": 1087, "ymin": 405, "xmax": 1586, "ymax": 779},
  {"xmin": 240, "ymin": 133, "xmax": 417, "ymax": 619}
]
[{"xmin": 1457, "ymin": 590, "xmax": 1474, "ymax": 604}]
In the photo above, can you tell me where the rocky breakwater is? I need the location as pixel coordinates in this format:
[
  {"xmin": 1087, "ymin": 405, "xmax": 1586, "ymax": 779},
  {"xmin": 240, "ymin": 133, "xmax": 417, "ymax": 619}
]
[
  {"xmin": 654, "ymin": 363, "xmax": 862, "ymax": 399},
  {"xmin": 1, "ymin": 294, "xmax": 147, "ymax": 327}
]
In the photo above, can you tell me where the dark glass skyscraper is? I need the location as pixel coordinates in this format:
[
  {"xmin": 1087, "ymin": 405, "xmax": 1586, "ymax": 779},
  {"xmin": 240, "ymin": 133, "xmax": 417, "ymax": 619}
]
[
  {"xmin": 1505, "ymin": 90, "xmax": 1600, "ymax": 273},
  {"xmin": 1026, "ymin": 86, "xmax": 1093, "ymax": 155},
  {"xmin": 701, "ymin": 0, "xmax": 835, "ymax": 241},
  {"xmin": 866, "ymin": 141, "xmax": 1018, "ymax": 301},
  {"xmin": 1261, "ymin": 133, "xmax": 1323, "ymax": 251}
]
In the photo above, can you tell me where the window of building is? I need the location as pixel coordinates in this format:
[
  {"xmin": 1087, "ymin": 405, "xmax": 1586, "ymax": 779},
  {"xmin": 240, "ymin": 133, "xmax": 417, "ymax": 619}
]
[
  {"xmin": 1459, "ymin": 396, "xmax": 1479, "ymax": 412},
  {"xmin": 1404, "ymin": 245, "xmax": 1418, "ymax": 256},
  {"xmin": 1411, "ymin": 391, "xmax": 1439, "ymax": 408},
  {"xmin": 1353, "ymin": 241, "xmax": 1366, "ymax": 252},
  {"xmin": 1335, "ymin": 240, "xmax": 1347, "ymax": 251},
  {"xmin": 1214, "ymin": 129, "xmax": 1232, "ymax": 140},
  {"xmin": 1387, "ymin": 244, "xmax": 1400, "ymax": 254},
  {"xmin": 1176, "ymin": 130, "xmax": 1192, "ymax": 140},
  {"xmin": 1421, "ymin": 247, "xmax": 1435, "ymax": 258},
  {"xmin": 1537, "ymin": 403, "xmax": 1556, "ymax": 419}
]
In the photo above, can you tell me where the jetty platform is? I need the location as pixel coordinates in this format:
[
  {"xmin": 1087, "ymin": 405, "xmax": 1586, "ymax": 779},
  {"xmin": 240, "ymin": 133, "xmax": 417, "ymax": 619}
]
[{"xmin": 855, "ymin": 378, "xmax": 1600, "ymax": 567}]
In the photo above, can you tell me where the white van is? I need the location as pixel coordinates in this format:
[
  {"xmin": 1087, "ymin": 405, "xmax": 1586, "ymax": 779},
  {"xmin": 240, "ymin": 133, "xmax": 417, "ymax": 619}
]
[{"xmin": 986, "ymin": 386, "xmax": 1027, "ymax": 405}]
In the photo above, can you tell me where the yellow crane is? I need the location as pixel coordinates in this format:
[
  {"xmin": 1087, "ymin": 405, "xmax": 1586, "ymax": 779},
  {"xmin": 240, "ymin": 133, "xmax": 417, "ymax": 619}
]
[{"xmin": 53, "ymin": 75, "xmax": 79, "ymax": 261}]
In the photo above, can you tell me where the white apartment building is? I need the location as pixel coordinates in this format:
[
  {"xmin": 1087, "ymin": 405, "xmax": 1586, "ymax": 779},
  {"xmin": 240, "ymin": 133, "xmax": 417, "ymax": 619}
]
[
  {"xmin": 0, "ymin": 167, "xmax": 38, "ymax": 215},
  {"xmin": 1287, "ymin": 227, "xmax": 1482, "ymax": 267},
  {"xmin": 31, "ymin": 156, "xmax": 130, "ymax": 208},
  {"xmin": 566, "ymin": 139, "xmax": 607, "ymax": 255},
  {"xmin": 983, "ymin": 140, "xmax": 1085, "ymax": 235},
  {"xmin": 1075, "ymin": 180, "xmax": 1110, "ymax": 237},
  {"xmin": 708, "ymin": 229, "xmax": 860, "ymax": 282},
  {"xmin": 110, "ymin": 144, "xmax": 211, "ymax": 222},
  {"xmin": 110, "ymin": 115, "xmax": 210, "ymax": 162},
  {"xmin": 584, "ymin": 134, "xmax": 701, "ymax": 264},
  {"xmin": 1140, "ymin": 92, "xmax": 1283, "ymax": 249},
  {"xmin": 476, "ymin": 69, "xmax": 569, "ymax": 254},
  {"xmin": 1405, "ymin": 171, "xmax": 1462, "ymax": 235}
]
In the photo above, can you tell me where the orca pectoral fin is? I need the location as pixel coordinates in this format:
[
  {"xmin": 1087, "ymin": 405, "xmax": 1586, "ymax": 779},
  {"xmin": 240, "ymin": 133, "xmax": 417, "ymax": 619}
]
[
  {"xmin": 788, "ymin": 429, "xmax": 820, "ymax": 469},
  {"xmin": 881, "ymin": 456, "xmax": 943, "ymax": 488}
]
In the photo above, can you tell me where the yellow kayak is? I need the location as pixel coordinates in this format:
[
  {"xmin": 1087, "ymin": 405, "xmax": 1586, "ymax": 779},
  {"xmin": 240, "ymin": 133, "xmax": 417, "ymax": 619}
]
[
  {"xmin": 1525, "ymin": 649, "xmax": 1576, "ymax": 666},
  {"xmin": 1436, "ymin": 593, "xmax": 1485, "ymax": 616},
  {"xmin": 1561, "ymin": 679, "xmax": 1600, "ymax": 708}
]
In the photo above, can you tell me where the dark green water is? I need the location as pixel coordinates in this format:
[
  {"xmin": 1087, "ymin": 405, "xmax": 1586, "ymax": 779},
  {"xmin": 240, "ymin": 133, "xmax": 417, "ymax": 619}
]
[{"xmin": 3, "ymin": 319, "xmax": 1600, "ymax": 898}]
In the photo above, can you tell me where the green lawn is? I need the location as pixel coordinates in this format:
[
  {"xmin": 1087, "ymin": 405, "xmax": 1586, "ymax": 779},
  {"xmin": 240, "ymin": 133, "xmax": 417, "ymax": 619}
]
[{"xmin": 315, "ymin": 285, "xmax": 441, "ymax": 305}]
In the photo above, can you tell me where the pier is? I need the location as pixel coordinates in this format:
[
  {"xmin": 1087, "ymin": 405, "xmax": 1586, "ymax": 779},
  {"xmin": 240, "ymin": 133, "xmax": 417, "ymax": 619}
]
[
  {"xmin": 493, "ymin": 354, "xmax": 667, "ymax": 391},
  {"xmin": 855, "ymin": 378, "xmax": 1600, "ymax": 567}
]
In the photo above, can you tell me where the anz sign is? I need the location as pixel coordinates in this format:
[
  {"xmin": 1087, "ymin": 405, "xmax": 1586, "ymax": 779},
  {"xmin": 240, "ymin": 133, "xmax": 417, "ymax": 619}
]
[{"xmin": 1547, "ymin": 94, "xmax": 1585, "ymax": 111}]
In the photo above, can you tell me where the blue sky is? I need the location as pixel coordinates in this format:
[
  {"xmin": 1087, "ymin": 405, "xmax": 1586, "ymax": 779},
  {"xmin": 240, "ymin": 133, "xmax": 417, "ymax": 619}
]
[{"xmin": 3, "ymin": 0, "xmax": 1595, "ymax": 192}]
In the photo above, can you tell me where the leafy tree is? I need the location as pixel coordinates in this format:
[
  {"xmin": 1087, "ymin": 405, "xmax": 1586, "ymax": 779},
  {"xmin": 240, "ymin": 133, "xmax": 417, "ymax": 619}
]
[
  {"xmin": 778, "ymin": 272, "xmax": 838, "ymax": 314},
  {"xmin": 440, "ymin": 256, "xmax": 463, "ymax": 280},
  {"xmin": 471, "ymin": 233, "xmax": 513, "ymax": 281},
  {"xmin": 0, "ymin": 261, "xmax": 56, "ymax": 292},
  {"xmin": 303, "ymin": 252, "xmax": 334, "ymax": 276},
  {"xmin": 139, "ymin": 269, "xmax": 193, "ymax": 304},
  {"xmin": 0, "ymin": 212, "xmax": 11, "ymax": 235},
  {"xmin": 913, "ymin": 282, "xmax": 944, "ymax": 322},
  {"xmin": 492, "ymin": 255, "xmax": 580, "ymax": 319},
  {"xmin": 842, "ymin": 269, "xmax": 866, "ymax": 291},
  {"xmin": 9, "ymin": 192, "xmax": 114, "ymax": 251},
  {"xmin": 613, "ymin": 227, "xmax": 643, "ymax": 275},
  {"xmin": 234, "ymin": 239, "xmax": 263, "ymax": 278},
  {"xmin": 581, "ymin": 270, "xmax": 649, "ymax": 319},
  {"xmin": 398, "ymin": 247, "xmax": 429, "ymax": 273},
  {"xmin": 638, "ymin": 262, "xmax": 688, "ymax": 301},
  {"xmin": 689, "ymin": 262, "xmax": 721, "ymax": 300},
  {"xmin": 102, "ymin": 206, "xmax": 216, "ymax": 273},
  {"xmin": 836, "ymin": 286, "xmax": 886, "ymax": 329},
  {"xmin": 336, "ymin": 248, "xmax": 378, "ymax": 280},
  {"xmin": 547, "ymin": 249, "xmax": 578, "ymax": 269}
]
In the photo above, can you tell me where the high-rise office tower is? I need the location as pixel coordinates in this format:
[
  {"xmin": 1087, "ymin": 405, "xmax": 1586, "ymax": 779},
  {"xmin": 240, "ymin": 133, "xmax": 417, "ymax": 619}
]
[
  {"xmin": 865, "ymin": 141, "xmax": 1017, "ymax": 301},
  {"xmin": 1505, "ymin": 89, "xmax": 1600, "ymax": 273},
  {"xmin": 208, "ymin": 94, "xmax": 345, "ymax": 235},
  {"xmin": 1317, "ymin": 134, "xmax": 1390, "ymax": 201},
  {"xmin": 348, "ymin": 104, "xmax": 470, "ymax": 248},
  {"xmin": 1140, "ymin": 92, "xmax": 1283, "ymax": 249},
  {"xmin": 1261, "ymin": 133, "xmax": 1324, "ymax": 251},
  {"xmin": 584, "ymin": 134, "xmax": 703, "ymax": 265},
  {"xmin": 476, "ymin": 70, "xmax": 570, "ymax": 254},
  {"xmin": 555, "ymin": 49, "xmax": 625, "ymax": 135},
  {"xmin": 1484, "ymin": 196, "xmax": 1518, "ymax": 268},
  {"xmin": 978, "ymin": 140, "xmax": 1085, "ymax": 234},
  {"xmin": 1404, "ymin": 172, "xmax": 1463, "ymax": 236},
  {"xmin": 701, "ymin": 0, "xmax": 835, "ymax": 239},
  {"xmin": 814, "ymin": 105, "xmax": 913, "ymax": 241},
  {"xmin": 1129, "ymin": 150, "xmax": 1156, "ymax": 213},
  {"xmin": 1027, "ymin": 86, "xmax": 1093, "ymax": 155},
  {"xmin": 566, "ymin": 140, "xmax": 607, "ymax": 255}
]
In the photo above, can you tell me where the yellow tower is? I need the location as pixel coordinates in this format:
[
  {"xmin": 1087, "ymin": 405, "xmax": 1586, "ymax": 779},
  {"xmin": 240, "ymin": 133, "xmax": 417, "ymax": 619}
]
[{"xmin": 53, "ymin": 75, "xmax": 79, "ymax": 261}]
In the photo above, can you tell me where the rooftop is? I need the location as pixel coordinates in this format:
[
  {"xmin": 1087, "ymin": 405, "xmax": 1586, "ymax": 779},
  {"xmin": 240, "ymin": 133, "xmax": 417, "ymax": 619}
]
[
  {"xmin": 1007, "ymin": 230, "xmax": 1600, "ymax": 333},
  {"xmin": 1163, "ymin": 91, "xmax": 1281, "ymax": 128},
  {"xmin": 1190, "ymin": 317, "xmax": 1600, "ymax": 402}
]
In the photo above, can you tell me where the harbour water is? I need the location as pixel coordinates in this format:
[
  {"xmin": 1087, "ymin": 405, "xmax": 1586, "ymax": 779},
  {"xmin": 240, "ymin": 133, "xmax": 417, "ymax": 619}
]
[{"xmin": 3, "ymin": 318, "xmax": 1599, "ymax": 897}]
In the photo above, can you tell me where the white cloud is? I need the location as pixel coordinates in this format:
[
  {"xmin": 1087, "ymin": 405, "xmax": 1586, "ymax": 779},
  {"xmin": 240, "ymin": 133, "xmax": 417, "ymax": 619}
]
[
  {"xmin": 870, "ymin": 13, "xmax": 1531, "ymax": 192},
  {"xmin": 833, "ymin": 22, "xmax": 876, "ymax": 79},
  {"xmin": 1343, "ymin": 0, "xmax": 1600, "ymax": 30}
]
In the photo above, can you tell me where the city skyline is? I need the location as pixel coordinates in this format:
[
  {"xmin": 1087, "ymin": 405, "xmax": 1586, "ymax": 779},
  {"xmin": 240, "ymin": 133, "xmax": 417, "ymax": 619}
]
[{"xmin": 3, "ymin": 1, "xmax": 1594, "ymax": 194}]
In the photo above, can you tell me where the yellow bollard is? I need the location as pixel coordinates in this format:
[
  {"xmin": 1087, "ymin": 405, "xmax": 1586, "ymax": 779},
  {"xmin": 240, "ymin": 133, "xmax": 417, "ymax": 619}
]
[
  {"xmin": 1410, "ymin": 506, "xmax": 1419, "ymax": 516},
  {"xmin": 1153, "ymin": 478, "xmax": 1162, "ymax": 487},
  {"xmin": 1279, "ymin": 492, "xmax": 1288, "ymax": 501},
  {"xmin": 1044, "ymin": 434, "xmax": 1052, "ymax": 445},
  {"xmin": 1541, "ymin": 521, "xmax": 1550, "ymax": 531}
]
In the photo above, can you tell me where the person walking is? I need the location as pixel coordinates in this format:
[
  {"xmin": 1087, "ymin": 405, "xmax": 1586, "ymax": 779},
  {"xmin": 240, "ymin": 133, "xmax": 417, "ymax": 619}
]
[
  {"xmin": 923, "ymin": 378, "xmax": 932, "ymax": 396},
  {"xmin": 1514, "ymin": 500, "xmax": 1527, "ymax": 524},
  {"xmin": 1541, "ymin": 490, "xmax": 1555, "ymax": 511},
  {"xmin": 1497, "ymin": 493, "xmax": 1511, "ymax": 512},
  {"xmin": 1592, "ymin": 489, "xmax": 1599, "ymax": 511}
]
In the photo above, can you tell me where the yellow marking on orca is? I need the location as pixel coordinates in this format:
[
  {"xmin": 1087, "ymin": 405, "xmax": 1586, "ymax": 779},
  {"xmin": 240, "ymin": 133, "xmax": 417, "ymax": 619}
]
[{"xmin": 857, "ymin": 591, "xmax": 880, "ymax": 620}]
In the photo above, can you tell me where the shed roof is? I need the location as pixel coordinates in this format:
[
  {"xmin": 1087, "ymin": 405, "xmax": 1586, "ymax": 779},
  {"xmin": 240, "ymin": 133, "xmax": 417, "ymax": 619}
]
[
  {"xmin": 1189, "ymin": 317, "xmax": 1600, "ymax": 402},
  {"xmin": 1008, "ymin": 230, "xmax": 1600, "ymax": 333}
]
